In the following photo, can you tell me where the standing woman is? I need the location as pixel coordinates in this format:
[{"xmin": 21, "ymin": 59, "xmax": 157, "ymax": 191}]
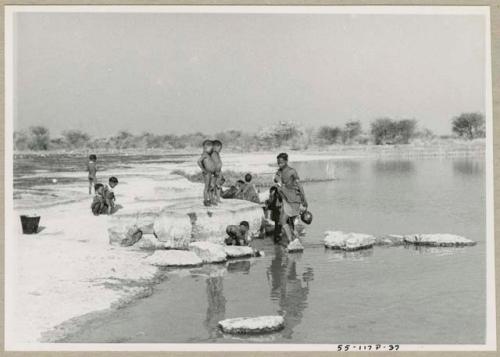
[{"xmin": 274, "ymin": 152, "xmax": 308, "ymax": 246}]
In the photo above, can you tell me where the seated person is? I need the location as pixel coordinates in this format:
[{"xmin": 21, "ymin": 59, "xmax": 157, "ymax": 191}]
[
  {"xmin": 103, "ymin": 176, "xmax": 119, "ymax": 214},
  {"xmin": 241, "ymin": 173, "xmax": 260, "ymax": 204},
  {"xmin": 234, "ymin": 180, "xmax": 247, "ymax": 199},
  {"xmin": 91, "ymin": 183, "xmax": 108, "ymax": 216},
  {"xmin": 225, "ymin": 221, "xmax": 250, "ymax": 246}
]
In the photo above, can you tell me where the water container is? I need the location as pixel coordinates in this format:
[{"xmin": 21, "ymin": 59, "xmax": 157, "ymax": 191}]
[{"xmin": 20, "ymin": 215, "xmax": 40, "ymax": 234}]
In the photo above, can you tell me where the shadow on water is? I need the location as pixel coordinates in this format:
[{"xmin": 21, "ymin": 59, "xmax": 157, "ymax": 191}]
[
  {"xmin": 404, "ymin": 244, "xmax": 468, "ymax": 257},
  {"xmin": 266, "ymin": 246, "xmax": 313, "ymax": 339},
  {"xmin": 453, "ymin": 159, "xmax": 484, "ymax": 176},
  {"xmin": 372, "ymin": 160, "xmax": 414, "ymax": 175}
]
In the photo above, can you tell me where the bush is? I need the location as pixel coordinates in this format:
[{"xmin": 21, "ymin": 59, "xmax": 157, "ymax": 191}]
[
  {"xmin": 14, "ymin": 131, "xmax": 29, "ymax": 151},
  {"xmin": 27, "ymin": 126, "xmax": 50, "ymax": 150},
  {"xmin": 342, "ymin": 121, "xmax": 362, "ymax": 144},
  {"xmin": 62, "ymin": 130, "xmax": 90, "ymax": 148},
  {"xmin": 452, "ymin": 112, "xmax": 485, "ymax": 140},
  {"xmin": 371, "ymin": 118, "xmax": 417, "ymax": 145},
  {"xmin": 317, "ymin": 126, "xmax": 342, "ymax": 145}
]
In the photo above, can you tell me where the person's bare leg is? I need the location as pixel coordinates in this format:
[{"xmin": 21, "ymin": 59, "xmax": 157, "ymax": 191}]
[
  {"xmin": 280, "ymin": 211, "xmax": 292, "ymax": 246},
  {"xmin": 203, "ymin": 173, "xmax": 211, "ymax": 205}
]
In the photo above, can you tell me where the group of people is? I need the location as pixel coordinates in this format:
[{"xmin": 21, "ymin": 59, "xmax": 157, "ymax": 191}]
[
  {"xmin": 221, "ymin": 173, "xmax": 260, "ymax": 203},
  {"xmin": 197, "ymin": 138, "xmax": 309, "ymax": 247},
  {"xmin": 87, "ymin": 154, "xmax": 120, "ymax": 216}
]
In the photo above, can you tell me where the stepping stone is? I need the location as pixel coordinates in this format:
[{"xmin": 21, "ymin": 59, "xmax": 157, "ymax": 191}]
[
  {"xmin": 224, "ymin": 245, "xmax": 255, "ymax": 259},
  {"xmin": 287, "ymin": 239, "xmax": 304, "ymax": 253},
  {"xmin": 218, "ymin": 315, "xmax": 285, "ymax": 334},
  {"xmin": 189, "ymin": 241, "xmax": 227, "ymax": 263},
  {"xmin": 324, "ymin": 231, "xmax": 375, "ymax": 251},
  {"xmin": 404, "ymin": 234, "xmax": 476, "ymax": 247},
  {"xmin": 145, "ymin": 250, "xmax": 202, "ymax": 267}
]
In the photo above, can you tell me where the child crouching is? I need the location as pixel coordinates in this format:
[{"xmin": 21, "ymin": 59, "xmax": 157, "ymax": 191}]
[{"xmin": 225, "ymin": 221, "xmax": 250, "ymax": 246}]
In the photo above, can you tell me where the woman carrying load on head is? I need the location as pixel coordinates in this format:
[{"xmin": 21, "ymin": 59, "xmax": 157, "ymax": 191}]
[{"xmin": 274, "ymin": 152, "xmax": 308, "ymax": 246}]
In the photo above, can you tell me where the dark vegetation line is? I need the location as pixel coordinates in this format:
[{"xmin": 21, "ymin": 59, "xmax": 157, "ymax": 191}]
[{"xmin": 14, "ymin": 112, "xmax": 485, "ymax": 152}]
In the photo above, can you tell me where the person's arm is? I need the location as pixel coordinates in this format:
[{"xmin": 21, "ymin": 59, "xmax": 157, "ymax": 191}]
[{"xmin": 197, "ymin": 156, "xmax": 205, "ymax": 171}]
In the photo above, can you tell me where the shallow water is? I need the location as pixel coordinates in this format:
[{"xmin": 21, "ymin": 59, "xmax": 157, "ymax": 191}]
[{"xmin": 57, "ymin": 157, "xmax": 486, "ymax": 344}]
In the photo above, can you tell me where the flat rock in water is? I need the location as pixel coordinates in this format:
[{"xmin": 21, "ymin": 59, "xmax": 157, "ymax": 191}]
[
  {"xmin": 224, "ymin": 245, "xmax": 255, "ymax": 259},
  {"xmin": 404, "ymin": 234, "xmax": 476, "ymax": 247},
  {"xmin": 189, "ymin": 241, "xmax": 227, "ymax": 263},
  {"xmin": 146, "ymin": 250, "xmax": 203, "ymax": 267},
  {"xmin": 218, "ymin": 315, "xmax": 285, "ymax": 334},
  {"xmin": 324, "ymin": 231, "xmax": 375, "ymax": 251},
  {"xmin": 287, "ymin": 239, "xmax": 304, "ymax": 253},
  {"xmin": 374, "ymin": 234, "xmax": 405, "ymax": 246}
]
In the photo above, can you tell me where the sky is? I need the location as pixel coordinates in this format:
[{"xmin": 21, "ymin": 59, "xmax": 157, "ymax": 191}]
[{"xmin": 13, "ymin": 11, "xmax": 486, "ymax": 137}]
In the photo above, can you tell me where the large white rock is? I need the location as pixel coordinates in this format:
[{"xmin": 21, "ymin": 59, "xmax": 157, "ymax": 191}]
[
  {"xmin": 134, "ymin": 234, "xmax": 171, "ymax": 250},
  {"xmin": 189, "ymin": 241, "xmax": 227, "ymax": 263},
  {"xmin": 218, "ymin": 315, "xmax": 285, "ymax": 334},
  {"xmin": 153, "ymin": 211, "xmax": 192, "ymax": 249},
  {"xmin": 324, "ymin": 231, "xmax": 375, "ymax": 251},
  {"xmin": 287, "ymin": 238, "xmax": 304, "ymax": 253},
  {"xmin": 224, "ymin": 245, "xmax": 255, "ymax": 259},
  {"xmin": 145, "ymin": 250, "xmax": 202, "ymax": 267},
  {"xmin": 404, "ymin": 234, "xmax": 476, "ymax": 247},
  {"xmin": 108, "ymin": 225, "xmax": 143, "ymax": 247}
]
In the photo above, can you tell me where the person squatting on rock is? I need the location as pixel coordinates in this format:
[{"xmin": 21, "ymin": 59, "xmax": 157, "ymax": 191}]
[
  {"xmin": 225, "ymin": 221, "xmax": 250, "ymax": 246},
  {"xmin": 91, "ymin": 183, "xmax": 108, "ymax": 215},
  {"xmin": 274, "ymin": 152, "xmax": 308, "ymax": 246},
  {"xmin": 198, "ymin": 140, "xmax": 216, "ymax": 206},
  {"xmin": 211, "ymin": 140, "xmax": 224, "ymax": 205},
  {"xmin": 87, "ymin": 154, "xmax": 97, "ymax": 195}
]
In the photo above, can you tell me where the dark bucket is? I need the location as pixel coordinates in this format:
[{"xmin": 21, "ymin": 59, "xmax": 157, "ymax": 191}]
[{"xmin": 20, "ymin": 215, "xmax": 40, "ymax": 234}]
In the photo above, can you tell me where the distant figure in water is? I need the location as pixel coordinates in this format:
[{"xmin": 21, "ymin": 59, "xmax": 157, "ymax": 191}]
[
  {"xmin": 197, "ymin": 140, "xmax": 215, "ymax": 207},
  {"xmin": 225, "ymin": 221, "xmax": 250, "ymax": 246},
  {"xmin": 91, "ymin": 183, "xmax": 108, "ymax": 216},
  {"xmin": 211, "ymin": 140, "xmax": 224, "ymax": 204},
  {"xmin": 103, "ymin": 176, "xmax": 119, "ymax": 214},
  {"xmin": 274, "ymin": 152, "xmax": 308, "ymax": 246},
  {"xmin": 87, "ymin": 154, "xmax": 97, "ymax": 195}
]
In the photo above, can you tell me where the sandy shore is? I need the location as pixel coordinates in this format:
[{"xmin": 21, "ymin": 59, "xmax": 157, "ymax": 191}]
[{"xmin": 7, "ymin": 151, "xmax": 342, "ymax": 346}]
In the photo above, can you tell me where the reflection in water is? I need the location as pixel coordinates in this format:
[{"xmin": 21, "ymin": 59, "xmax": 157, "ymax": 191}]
[
  {"xmin": 227, "ymin": 260, "xmax": 251, "ymax": 274},
  {"xmin": 325, "ymin": 248, "xmax": 374, "ymax": 261},
  {"xmin": 404, "ymin": 244, "xmax": 467, "ymax": 257},
  {"xmin": 204, "ymin": 276, "xmax": 226, "ymax": 339},
  {"xmin": 453, "ymin": 160, "xmax": 483, "ymax": 176},
  {"xmin": 373, "ymin": 160, "xmax": 414, "ymax": 175},
  {"xmin": 267, "ymin": 247, "xmax": 313, "ymax": 339}
]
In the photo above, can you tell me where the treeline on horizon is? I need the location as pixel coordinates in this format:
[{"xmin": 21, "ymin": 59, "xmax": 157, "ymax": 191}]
[{"xmin": 13, "ymin": 112, "xmax": 485, "ymax": 152}]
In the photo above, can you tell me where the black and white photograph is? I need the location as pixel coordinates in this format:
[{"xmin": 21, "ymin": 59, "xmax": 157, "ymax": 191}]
[{"xmin": 3, "ymin": 5, "xmax": 495, "ymax": 351}]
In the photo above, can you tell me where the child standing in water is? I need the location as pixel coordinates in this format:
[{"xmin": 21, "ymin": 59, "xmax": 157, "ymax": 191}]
[
  {"xmin": 211, "ymin": 140, "xmax": 223, "ymax": 204},
  {"xmin": 197, "ymin": 140, "xmax": 215, "ymax": 206},
  {"xmin": 87, "ymin": 154, "xmax": 97, "ymax": 195}
]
